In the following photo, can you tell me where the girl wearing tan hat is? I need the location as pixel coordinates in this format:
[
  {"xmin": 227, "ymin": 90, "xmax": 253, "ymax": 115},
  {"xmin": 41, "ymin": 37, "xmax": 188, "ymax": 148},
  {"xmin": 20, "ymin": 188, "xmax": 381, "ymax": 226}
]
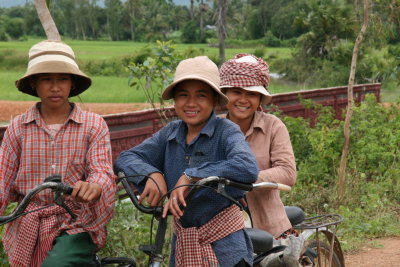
[
  {"xmin": 0, "ymin": 40, "xmax": 115, "ymax": 266},
  {"xmin": 220, "ymin": 54, "xmax": 297, "ymax": 239},
  {"xmin": 115, "ymin": 56, "xmax": 258, "ymax": 267}
]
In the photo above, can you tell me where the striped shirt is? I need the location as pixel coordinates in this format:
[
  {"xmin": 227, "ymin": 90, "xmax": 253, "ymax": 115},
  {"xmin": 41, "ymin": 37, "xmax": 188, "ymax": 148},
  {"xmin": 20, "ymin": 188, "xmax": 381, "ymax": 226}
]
[{"xmin": 0, "ymin": 103, "xmax": 116, "ymax": 266}]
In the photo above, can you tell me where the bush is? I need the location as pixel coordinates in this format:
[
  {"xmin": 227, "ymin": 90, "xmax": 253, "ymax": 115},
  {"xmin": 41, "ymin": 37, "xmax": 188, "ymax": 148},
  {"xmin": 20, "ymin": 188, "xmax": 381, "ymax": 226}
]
[
  {"xmin": 181, "ymin": 21, "xmax": 199, "ymax": 44},
  {"xmin": 206, "ymin": 38, "xmax": 265, "ymax": 48},
  {"xmin": 279, "ymin": 94, "xmax": 400, "ymax": 249},
  {"xmin": 264, "ymin": 31, "xmax": 281, "ymax": 47}
]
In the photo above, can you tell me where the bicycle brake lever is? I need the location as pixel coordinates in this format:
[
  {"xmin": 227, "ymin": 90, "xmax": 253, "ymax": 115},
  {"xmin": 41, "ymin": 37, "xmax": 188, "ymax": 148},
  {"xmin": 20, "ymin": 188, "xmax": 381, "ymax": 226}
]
[
  {"xmin": 216, "ymin": 183, "xmax": 244, "ymax": 210},
  {"xmin": 54, "ymin": 191, "xmax": 77, "ymax": 222}
]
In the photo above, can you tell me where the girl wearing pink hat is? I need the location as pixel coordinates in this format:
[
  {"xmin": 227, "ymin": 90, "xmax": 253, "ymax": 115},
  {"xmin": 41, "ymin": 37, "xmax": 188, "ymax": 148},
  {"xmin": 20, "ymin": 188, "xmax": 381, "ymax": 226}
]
[
  {"xmin": 0, "ymin": 40, "xmax": 115, "ymax": 266},
  {"xmin": 220, "ymin": 54, "xmax": 297, "ymax": 239}
]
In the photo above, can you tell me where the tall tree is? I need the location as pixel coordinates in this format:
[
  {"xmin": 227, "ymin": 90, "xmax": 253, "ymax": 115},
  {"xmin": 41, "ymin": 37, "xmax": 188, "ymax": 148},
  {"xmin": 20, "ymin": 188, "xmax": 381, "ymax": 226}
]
[
  {"xmin": 217, "ymin": 0, "xmax": 228, "ymax": 65},
  {"xmin": 105, "ymin": 0, "xmax": 123, "ymax": 40},
  {"xmin": 34, "ymin": 0, "xmax": 60, "ymax": 40},
  {"xmin": 338, "ymin": 0, "xmax": 369, "ymax": 201}
]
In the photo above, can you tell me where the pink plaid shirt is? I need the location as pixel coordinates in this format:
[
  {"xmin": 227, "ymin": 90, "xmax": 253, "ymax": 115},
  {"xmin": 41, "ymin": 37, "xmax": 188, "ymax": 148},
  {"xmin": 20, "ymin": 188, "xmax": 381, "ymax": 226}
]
[{"xmin": 0, "ymin": 103, "xmax": 116, "ymax": 267}]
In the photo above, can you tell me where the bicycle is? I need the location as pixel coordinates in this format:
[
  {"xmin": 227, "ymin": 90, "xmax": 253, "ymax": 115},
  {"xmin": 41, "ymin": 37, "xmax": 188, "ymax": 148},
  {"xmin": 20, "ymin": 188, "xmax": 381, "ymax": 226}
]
[
  {"xmin": 247, "ymin": 205, "xmax": 345, "ymax": 267},
  {"xmin": 117, "ymin": 174, "xmax": 345, "ymax": 267},
  {"xmin": 1, "ymin": 174, "xmax": 344, "ymax": 267},
  {"xmin": 0, "ymin": 174, "xmax": 136, "ymax": 267}
]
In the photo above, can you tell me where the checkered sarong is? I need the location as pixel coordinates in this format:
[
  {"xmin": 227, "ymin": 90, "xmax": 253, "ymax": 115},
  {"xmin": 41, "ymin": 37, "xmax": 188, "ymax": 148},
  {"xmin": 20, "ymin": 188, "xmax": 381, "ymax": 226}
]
[
  {"xmin": 3, "ymin": 202, "xmax": 78, "ymax": 267},
  {"xmin": 173, "ymin": 205, "xmax": 245, "ymax": 267},
  {"xmin": 220, "ymin": 53, "xmax": 270, "ymax": 89}
]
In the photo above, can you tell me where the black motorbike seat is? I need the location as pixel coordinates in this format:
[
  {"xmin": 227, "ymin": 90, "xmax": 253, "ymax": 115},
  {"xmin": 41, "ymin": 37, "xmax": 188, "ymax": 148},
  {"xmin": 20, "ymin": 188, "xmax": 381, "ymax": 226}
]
[
  {"xmin": 245, "ymin": 228, "xmax": 274, "ymax": 254},
  {"xmin": 285, "ymin": 206, "xmax": 305, "ymax": 226}
]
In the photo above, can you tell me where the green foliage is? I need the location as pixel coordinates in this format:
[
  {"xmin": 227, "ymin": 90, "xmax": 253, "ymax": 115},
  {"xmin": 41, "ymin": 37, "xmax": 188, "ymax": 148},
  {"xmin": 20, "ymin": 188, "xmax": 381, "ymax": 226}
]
[
  {"xmin": 280, "ymin": 94, "xmax": 400, "ymax": 250},
  {"xmin": 127, "ymin": 40, "xmax": 181, "ymax": 120},
  {"xmin": 295, "ymin": 0, "xmax": 356, "ymax": 58},
  {"xmin": 264, "ymin": 31, "xmax": 281, "ymax": 47},
  {"xmin": 5, "ymin": 17, "xmax": 25, "ymax": 39},
  {"xmin": 98, "ymin": 198, "xmax": 172, "ymax": 266},
  {"xmin": 181, "ymin": 21, "xmax": 199, "ymax": 44},
  {"xmin": 207, "ymin": 38, "xmax": 265, "ymax": 49}
]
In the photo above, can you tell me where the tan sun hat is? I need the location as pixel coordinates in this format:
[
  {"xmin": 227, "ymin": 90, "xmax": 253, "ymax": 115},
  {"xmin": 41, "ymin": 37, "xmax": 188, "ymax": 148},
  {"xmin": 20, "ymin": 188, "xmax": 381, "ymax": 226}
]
[
  {"xmin": 15, "ymin": 40, "xmax": 91, "ymax": 97},
  {"xmin": 161, "ymin": 56, "xmax": 228, "ymax": 106},
  {"xmin": 220, "ymin": 54, "xmax": 272, "ymax": 105}
]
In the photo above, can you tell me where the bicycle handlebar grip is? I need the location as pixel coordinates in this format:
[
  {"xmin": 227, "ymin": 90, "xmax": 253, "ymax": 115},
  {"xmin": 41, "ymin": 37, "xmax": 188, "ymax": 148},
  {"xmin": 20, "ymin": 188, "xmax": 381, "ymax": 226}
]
[
  {"xmin": 276, "ymin": 183, "xmax": 291, "ymax": 192},
  {"xmin": 64, "ymin": 185, "xmax": 74, "ymax": 195}
]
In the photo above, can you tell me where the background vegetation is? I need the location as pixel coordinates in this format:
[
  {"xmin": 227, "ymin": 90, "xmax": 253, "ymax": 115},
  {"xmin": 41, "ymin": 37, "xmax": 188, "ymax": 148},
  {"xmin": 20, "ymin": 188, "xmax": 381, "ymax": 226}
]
[
  {"xmin": 0, "ymin": 0, "xmax": 399, "ymax": 97},
  {"xmin": 0, "ymin": 0, "xmax": 399, "ymax": 265},
  {"xmin": 0, "ymin": 38, "xmax": 297, "ymax": 103}
]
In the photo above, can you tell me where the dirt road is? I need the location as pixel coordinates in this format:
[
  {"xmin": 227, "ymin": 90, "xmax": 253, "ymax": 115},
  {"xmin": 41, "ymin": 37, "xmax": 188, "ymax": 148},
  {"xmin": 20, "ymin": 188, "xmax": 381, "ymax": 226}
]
[
  {"xmin": 0, "ymin": 100, "xmax": 153, "ymax": 122},
  {"xmin": 344, "ymin": 237, "xmax": 400, "ymax": 266}
]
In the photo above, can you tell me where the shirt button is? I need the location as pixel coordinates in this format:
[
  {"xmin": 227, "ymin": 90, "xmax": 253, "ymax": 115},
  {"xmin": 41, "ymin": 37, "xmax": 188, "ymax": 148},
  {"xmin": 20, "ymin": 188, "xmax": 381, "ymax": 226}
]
[
  {"xmin": 51, "ymin": 141, "xmax": 55, "ymax": 146},
  {"xmin": 51, "ymin": 164, "xmax": 56, "ymax": 169}
]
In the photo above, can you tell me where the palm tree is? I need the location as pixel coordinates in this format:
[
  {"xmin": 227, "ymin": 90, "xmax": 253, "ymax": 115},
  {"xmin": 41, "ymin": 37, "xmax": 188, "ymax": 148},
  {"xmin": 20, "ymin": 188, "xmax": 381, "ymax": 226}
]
[
  {"xmin": 34, "ymin": 0, "xmax": 60, "ymax": 41},
  {"xmin": 217, "ymin": 0, "xmax": 228, "ymax": 65}
]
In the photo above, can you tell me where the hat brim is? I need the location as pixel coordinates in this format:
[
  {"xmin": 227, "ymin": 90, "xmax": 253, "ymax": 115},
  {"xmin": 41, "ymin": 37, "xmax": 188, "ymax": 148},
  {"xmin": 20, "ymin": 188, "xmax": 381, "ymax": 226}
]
[
  {"xmin": 162, "ymin": 75, "xmax": 228, "ymax": 106},
  {"xmin": 221, "ymin": 85, "xmax": 272, "ymax": 105},
  {"xmin": 15, "ymin": 61, "xmax": 91, "ymax": 97}
]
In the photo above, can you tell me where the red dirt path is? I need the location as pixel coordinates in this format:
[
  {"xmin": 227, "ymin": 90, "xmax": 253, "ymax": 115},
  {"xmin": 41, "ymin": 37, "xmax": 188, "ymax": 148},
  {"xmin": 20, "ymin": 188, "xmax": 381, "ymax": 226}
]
[{"xmin": 0, "ymin": 100, "xmax": 153, "ymax": 122}]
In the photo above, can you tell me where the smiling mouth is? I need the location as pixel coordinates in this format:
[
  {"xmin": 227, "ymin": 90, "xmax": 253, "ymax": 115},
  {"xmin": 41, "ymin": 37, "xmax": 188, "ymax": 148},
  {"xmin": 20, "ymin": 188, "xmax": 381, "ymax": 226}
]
[{"xmin": 235, "ymin": 105, "xmax": 249, "ymax": 110}]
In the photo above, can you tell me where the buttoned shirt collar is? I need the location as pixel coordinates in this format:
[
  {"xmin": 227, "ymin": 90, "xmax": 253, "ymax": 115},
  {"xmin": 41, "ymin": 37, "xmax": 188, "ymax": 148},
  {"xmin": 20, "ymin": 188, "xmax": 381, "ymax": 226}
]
[
  {"xmin": 167, "ymin": 112, "xmax": 217, "ymax": 144},
  {"xmin": 246, "ymin": 110, "xmax": 267, "ymax": 136},
  {"xmin": 22, "ymin": 102, "xmax": 84, "ymax": 125}
]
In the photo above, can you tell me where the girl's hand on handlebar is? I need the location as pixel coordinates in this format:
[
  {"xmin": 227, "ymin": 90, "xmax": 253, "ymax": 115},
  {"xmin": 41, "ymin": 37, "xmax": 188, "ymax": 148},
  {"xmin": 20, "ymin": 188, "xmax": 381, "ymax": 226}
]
[
  {"xmin": 162, "ymin": 174, "xmax": 190, "ymax": 219},
  {"xmin": 140, "ymin": 172, "xmax": 167, "ymax": 207},
  {"xmin": 71, "ymin": 181, "xmax": 102, "ymax": 203}
]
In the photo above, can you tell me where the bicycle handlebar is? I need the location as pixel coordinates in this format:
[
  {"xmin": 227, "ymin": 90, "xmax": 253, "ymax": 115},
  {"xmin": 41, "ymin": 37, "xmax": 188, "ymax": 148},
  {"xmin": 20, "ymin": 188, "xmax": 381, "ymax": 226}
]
[
  {"xmin": 194, "ymin": 176, "xmax": 291, "ymax": 192},
  {"xmin": 117, "ymin": 173, "xmax": 291, "ymax": 217},
  {"xmin": 0, "ymin": 178, "xmax": 73, "ymax": 224},
  {"xmin": 118, "ymin": 172, "xmax": 163, "ymax": 215}
]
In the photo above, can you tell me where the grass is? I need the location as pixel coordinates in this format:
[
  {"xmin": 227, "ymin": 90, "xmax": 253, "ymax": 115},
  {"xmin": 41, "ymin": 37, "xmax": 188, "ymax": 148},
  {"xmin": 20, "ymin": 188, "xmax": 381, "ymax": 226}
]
[
  {"xmin": 0, "ymin": 70, "xmax": 304, "ymax": 103},
  {"xmin": 0, "ymin": 38, "xmax": 298, "ymax": 103},
  {"xmin": 0, "ymin": 38, "xmax": 292, "ymax": 62}
]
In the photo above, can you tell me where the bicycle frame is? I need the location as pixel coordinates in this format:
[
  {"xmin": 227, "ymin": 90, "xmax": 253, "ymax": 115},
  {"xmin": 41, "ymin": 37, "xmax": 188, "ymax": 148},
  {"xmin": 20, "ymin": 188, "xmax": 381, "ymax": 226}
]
[{"xmin": 119, "ymin": 175, "xmax": 167, "ymax": 267}]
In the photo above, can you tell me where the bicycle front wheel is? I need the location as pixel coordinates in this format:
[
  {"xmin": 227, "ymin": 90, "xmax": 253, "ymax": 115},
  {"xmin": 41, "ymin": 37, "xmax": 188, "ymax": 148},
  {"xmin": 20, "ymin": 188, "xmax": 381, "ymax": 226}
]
[{"xmin": 306, "ymin": 240, "xmax": 343, "ymax": 267}]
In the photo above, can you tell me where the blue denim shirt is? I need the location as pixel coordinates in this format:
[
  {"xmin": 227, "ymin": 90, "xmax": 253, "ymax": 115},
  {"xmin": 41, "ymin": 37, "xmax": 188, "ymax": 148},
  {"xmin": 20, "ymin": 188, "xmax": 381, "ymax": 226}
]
[{"xmin": 114, "ymin": 112, "xmax": 258, "ymax": 266}]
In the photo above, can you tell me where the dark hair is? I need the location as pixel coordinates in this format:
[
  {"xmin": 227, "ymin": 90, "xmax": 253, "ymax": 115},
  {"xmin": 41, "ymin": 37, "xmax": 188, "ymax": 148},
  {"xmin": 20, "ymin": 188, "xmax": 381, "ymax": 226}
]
[{"xmin": 172, "ymin": 79, "xmax": 217, "ymax": 98}]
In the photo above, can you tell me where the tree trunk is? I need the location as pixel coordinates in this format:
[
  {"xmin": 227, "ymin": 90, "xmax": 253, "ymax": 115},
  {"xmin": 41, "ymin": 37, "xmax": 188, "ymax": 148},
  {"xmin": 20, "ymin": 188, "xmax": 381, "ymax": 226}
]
[
  {"xmin": 34, "ymin": 0, "xmax": 60, "ymax": 41},
  {"xmin": 200, "ymin": 3, "xmax": 204, "ymax": 41},
  {"xmin": 190, "ymin": 0, "xmax": 194, "ymax": 20},
  {"xmin": 217, "ymin": 0, "xmax": 228, "ymax": 65},
  {"xmin": 338, "ymin": 0, "xmax": 369, "ymax": 202}
]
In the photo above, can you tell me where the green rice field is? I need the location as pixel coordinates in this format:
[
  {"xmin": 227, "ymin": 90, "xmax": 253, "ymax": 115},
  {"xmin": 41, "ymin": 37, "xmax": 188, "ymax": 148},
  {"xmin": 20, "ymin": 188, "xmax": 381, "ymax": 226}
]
[{"xmin": 0, "ymin": 38, "xmax": 298, "ymax": 103}]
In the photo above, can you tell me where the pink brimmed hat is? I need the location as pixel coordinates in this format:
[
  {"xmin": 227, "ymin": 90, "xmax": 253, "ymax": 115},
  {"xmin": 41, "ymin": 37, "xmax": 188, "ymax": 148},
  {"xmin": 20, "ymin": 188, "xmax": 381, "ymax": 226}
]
[
  {"xmin": 220, "ymin": 54, "xmax": 272, "ymax": 105},
  {"xmin": 15, "ymin": 40, "xmax": 91, "ymax": 97},
  {"xmin": 161, "ymin": 56, "xmax": 228, "ymax": 106}
]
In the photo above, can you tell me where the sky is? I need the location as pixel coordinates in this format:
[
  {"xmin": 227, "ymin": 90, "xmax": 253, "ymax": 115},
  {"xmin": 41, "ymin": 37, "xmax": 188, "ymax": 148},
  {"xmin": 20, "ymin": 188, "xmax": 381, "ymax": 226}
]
[{"xmin": 0, "ymin": 0, "xmax": 190, "ymax": 8}]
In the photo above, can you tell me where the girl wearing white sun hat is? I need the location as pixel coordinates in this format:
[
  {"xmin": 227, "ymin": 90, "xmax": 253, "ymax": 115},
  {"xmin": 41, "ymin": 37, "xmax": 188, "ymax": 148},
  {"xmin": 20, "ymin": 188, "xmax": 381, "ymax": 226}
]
[
  {"xmin": 1, "ymin": 40, "xmax": 115, "ymax": 266},
  {"xmin": 115, "ymin": 55, "xmax": 258, "ymax": 267}
]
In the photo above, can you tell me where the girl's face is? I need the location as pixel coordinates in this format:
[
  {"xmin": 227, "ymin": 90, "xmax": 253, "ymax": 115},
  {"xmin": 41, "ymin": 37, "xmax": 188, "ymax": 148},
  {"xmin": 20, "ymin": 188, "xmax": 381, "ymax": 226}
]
[
  {"xmin": 173, "ymin": 80, "xmax": 216, "ymax": 133},
  {"xmin": 225, "ymin": 87, "xmax": 261, "ymax": 122},
  {"xmin": 34, "ymin": 73, "xmax": 73, "ymax": 110}
]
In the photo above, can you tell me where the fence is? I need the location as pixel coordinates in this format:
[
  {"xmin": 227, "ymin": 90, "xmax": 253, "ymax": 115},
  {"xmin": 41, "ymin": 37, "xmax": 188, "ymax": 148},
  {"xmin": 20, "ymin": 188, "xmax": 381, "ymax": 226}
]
[{"xmin": 0, "ymin": 83, "xmax": 381, "ymax": 162}]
